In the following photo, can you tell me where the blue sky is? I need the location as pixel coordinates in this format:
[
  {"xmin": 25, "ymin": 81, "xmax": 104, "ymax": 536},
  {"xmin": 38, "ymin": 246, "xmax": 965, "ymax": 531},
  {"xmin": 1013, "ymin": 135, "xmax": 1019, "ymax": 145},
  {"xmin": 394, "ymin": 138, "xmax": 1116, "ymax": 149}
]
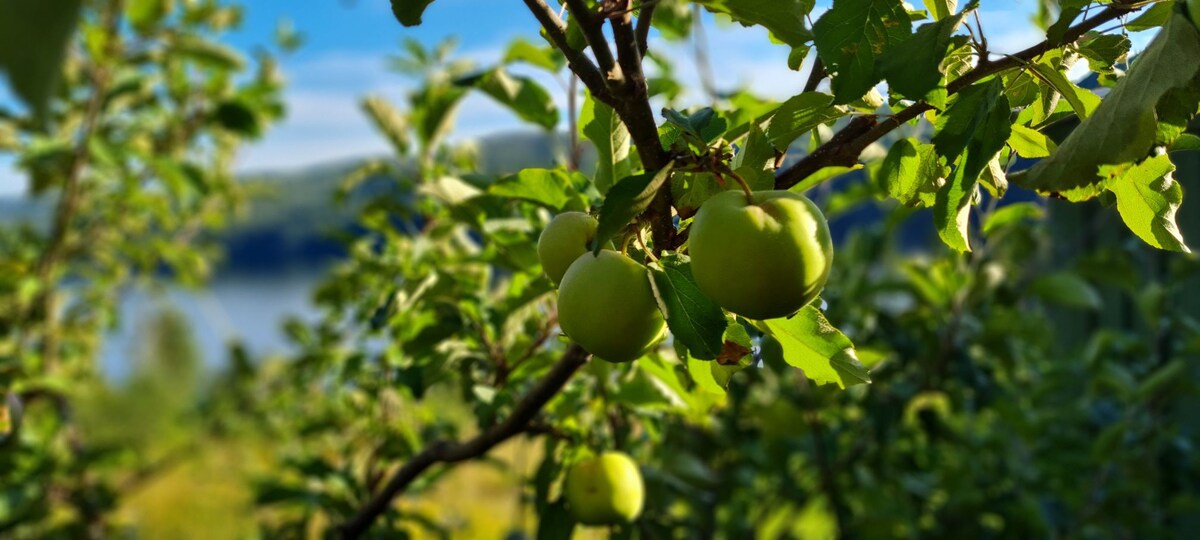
[{"xmin": 0, "ymin": 0, "xmax": 1156, "ymax": 195}]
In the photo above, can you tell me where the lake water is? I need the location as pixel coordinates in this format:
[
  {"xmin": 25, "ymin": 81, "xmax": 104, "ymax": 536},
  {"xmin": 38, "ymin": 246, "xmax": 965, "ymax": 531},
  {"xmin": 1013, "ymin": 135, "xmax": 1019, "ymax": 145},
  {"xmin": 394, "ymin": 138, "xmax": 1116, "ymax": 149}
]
[{"xmin": 100, "ymin": 268, "xmax": 325, "ymax": 381}]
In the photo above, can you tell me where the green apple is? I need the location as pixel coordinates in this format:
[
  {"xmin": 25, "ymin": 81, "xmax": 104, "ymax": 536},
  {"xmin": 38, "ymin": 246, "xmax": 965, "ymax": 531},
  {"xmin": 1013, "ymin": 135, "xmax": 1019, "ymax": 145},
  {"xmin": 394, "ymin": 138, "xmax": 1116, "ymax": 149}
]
[
  {"xmin": 538, "ymin": 212, "xmax": 603, "ymax": 285},
  {"xmin": 1190, "ymin": 0, "xmax": 1200, "ymax": 27},
  {"xmin": 557, "ymin": 251, "xmax": 665, "ymax": 362},
  {"xmin": 688, "ymin": 190, "xmax": 833, "ymax": 320},
  {"xmin": 564, "ymin": 451, "xmax": 645, "ymax": 526}
]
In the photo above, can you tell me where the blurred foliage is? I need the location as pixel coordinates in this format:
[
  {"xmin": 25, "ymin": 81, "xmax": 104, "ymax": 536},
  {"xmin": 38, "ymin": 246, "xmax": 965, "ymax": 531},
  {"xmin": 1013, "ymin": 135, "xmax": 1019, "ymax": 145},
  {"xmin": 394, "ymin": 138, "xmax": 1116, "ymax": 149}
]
[{"xmin": 0, "ymin": 0, "xmax": 283, "ymax": 536}]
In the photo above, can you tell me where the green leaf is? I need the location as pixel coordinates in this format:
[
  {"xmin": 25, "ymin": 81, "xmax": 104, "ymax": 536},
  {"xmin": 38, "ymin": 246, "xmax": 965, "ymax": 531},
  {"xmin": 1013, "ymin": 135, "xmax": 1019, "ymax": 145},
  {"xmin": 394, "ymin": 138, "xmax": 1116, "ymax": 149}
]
[
  {"xmin": 982, "ymin": 202, "xmax": 1044, "ymax": 235},
  {"xmin": 168, "ymin": 34, "xmax": 246, "ymax": 70},
  {"xmin": 489, "ymin": 168, "xmax": 574, "ymax": 210},
  {"xmin": 813, "ymin": 0, "xmax": 912, "ymax": 103},
  {"xmin": 1007, "ymin": 124, "xmax": 1055, "ymax": 158},
  {"xmin": 391, "ymin": 0, "xmax": 436, "ymax": 27},
  {"xmin": 536, "ymin": 499, "xmax": 577, "ymax": 540},
  {"xmin": 127, "ymin": 0, "xmax": 171, "ymax": 34},
  {"xmin": 761, "ymin": 306, "xmax": 870, "ymax": 388},
  {"xmin": 211, "ymin": 99, "xmax": 262, "ymax": 137},
  {"xmin": 503, "ymin": 38, "xmax": 561, "ymax": 72},
  {"xmin": 880, "ymin": 1, "xmax": 974, "ymax": 100},
  {"xmin": 686, "ymin": 355, "xmax": 725, "ymax": 394},
  {"xmin": 696, "ymin": 0, "xmax": 814, "ymax": 57},
  {"xmin": 410, "ymin": 83, "xmax": 467, "ymax": 150},
  {"xmin": 1031, "ymin": 272, "xmax": 1102, "ymax": 310},
  {"xmin": 1107, "ymin": 154, "xmax": 1190, "ymax": 253},
  {"xmin": 1029, "ymin": 63, "xmax": 1100, "ymax": 121},
  {"xmin": 593, "ymin": 162, "xmax": 676, "ymax": 255},
  {"xmin": 361, "ymin": 95, "xmax": 410, "ymax": 156},
  {"xmin": 580, "ymin": 93, "xmax": 632, "ymax": 195},
  {"xmin": 0, "ymin": 0, "xmax": 84, "ymax": 119},
  {"xmin": 766, "ymin": 92, "xmax": 846, "ymax": 151},
  {"xmin": 1125, "ymin": 2, "xmax": 1173, "ymax": 32},
  {"xmin": 979, "ymin": 154, "xmax": 1008, "ymax": 198},
  {"xmin": 662, "ymin": 107, "xmax": 727, "ymax": 146},
  {"xmin": 922, "ymin": 0, "xmax": 955, "ymax": 20},
  {"xmin": 1017, "ymin": 13, "xmax": 1200, "ymax": 200},
  {"xmin": 1170, "ymin": 133, "xmax": 1200, "ymax": 152},
  {"xmin": 456, "ymin": 68, "xmax": 558, "ymax": 130},
  {"xmin": 1078, "ymin": 33, "xmax": 1131, "ymax": 73},
  {"xmin": 879, "ymin": 138, "xmax": 943, "ymax": 206},
  {"xmin": 648, "ymin": 254, "xmax": 727, "ymax": 360},
  {"xmin": 931, "ymin": 79, "xmax": 1010, "ymax": 251}
]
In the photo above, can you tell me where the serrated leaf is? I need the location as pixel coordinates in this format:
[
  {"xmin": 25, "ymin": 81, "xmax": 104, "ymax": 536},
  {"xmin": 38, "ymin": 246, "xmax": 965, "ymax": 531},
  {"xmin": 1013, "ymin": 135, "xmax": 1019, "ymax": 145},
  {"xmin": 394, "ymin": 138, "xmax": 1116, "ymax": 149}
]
[
  {"xmin": 663, "ymin": 107, "xmax": 726, "ymax": 146},
  {"xmin": 696, "ymin": 0, "xmax": 814, "ymax": 56},
  {"xmin": 880, "ymin": 1, "xmax": 974, "ymax": 100},
  {"xmin": 1018, "ymin": 13, "xmax": 1200, "ymax": 200},
  {"xmin": 979, "ymin": 153, "xmax": 1007, "ymax": 198},
  {"xmin": 1107, "ymin": 154, "xmax": 1190, "ymax": 253},
  {"xmin": 814, "ymin": 0, "xmax": 913, "ymax": 103},
  {"xmin": 879, "ymin": 138, "xmax": 937, "ymax": 205},
  {"xmin": 581, "ymin": 93, "xmax": 632, "ymax": 195},
  {"xmin": 490, "ymin": 168, "xmax": 574, "ymax": 210},
  {"xmin": 593, "ymin": 162, "xmax": 676, "ymax": 255},
  {"xmin": 0, "ymin": 0, "xmax": 83, "ymax": 119},
  {"xmin": 761, "ymin": 306, "xmax": 870, "ymax": 388},
  {"xmin": 1078, "ymin": 33, "xmax": 1130, "ymax": 73},
  {"xmin": 1126, "ymin": 2, "xmax": 1173, "ymax": 32},
  {"xmin": 1008, "ymin": 124, "xmax": 1055, "ymax": 158},
  {"xmin": 648, "ymin": 254, "xmax": 727, "ymax": 360},
  {"xmin": 932, "ymin": 79, "xmax": 1010, "ymax": 251},
  {"xmin": 923, "ymin": 0, "xmax": 955, "ymax": 20},
  {"xmin": 456, "ymin": 68, "xmax": 558, "ymax": 129},
  {"xmin": 1029, "ymin": 63, "xmax": 1100, "ymax": 121},
  {"xmin": 391, "ymin": 0, "xmax": 436, "ymax": 27},
  {"xmin": 767, "ymin": 92, "xmax": 846, "ymax": 151}
]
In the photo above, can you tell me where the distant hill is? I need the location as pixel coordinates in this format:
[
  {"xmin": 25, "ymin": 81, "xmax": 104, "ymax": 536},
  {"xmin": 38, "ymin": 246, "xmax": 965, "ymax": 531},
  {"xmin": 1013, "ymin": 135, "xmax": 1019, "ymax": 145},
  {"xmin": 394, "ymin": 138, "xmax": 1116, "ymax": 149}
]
[
  {"xmin": 0, "ymin": 130, "xmax": 587, "ymax": 275},
  {"xmin": 216, "ymin": 130, "xmax": 593, "ymax": 274}
]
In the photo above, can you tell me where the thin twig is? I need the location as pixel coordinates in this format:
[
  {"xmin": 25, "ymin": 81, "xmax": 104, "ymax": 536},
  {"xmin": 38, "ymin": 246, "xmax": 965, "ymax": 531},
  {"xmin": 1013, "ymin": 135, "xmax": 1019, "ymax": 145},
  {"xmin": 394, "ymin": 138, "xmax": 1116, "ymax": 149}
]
[
  {"xmin": 692, "ymin": 4, "xmax": 718, "ymax": 101},
  {"xmin": 565, "ymin": 0, "xmax": 618, "ymax": 77},
  {"xmin": 774, "ymin": 2, "xmax": 1135, "ymax": 190},
  {"xmin": 522, "ymin": 0, "xmax": 614, "ymax": 104},
  {"xmin": 802, "ymin": 57, "xmax": 826, "ymax": 94},
  {"xmin": 336, "ymin": 345, "xmax": 592, "ymax": 538},
  {"xmin": 635, "ymin": 0, "xmax": 657, "ymax": 56}
]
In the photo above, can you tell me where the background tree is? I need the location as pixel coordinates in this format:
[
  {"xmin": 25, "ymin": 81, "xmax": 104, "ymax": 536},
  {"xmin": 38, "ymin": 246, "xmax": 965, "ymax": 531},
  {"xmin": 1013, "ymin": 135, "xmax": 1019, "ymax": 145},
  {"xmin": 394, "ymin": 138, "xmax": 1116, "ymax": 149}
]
[{"xmin": 0, "ymin": 0, "xmax": 284, "ymax": 536}]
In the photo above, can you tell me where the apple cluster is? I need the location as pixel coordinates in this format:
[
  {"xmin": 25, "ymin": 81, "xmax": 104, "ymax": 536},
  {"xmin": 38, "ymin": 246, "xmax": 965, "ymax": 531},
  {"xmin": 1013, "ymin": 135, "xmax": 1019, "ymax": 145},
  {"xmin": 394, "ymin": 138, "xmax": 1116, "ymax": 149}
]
[
  {"xmin": 538, "ymin": 212, "xmax": 666, "ymax": 363},
  {"xmin": 537, "ymin": 189, "xmax": 833, "ymax": 362}
]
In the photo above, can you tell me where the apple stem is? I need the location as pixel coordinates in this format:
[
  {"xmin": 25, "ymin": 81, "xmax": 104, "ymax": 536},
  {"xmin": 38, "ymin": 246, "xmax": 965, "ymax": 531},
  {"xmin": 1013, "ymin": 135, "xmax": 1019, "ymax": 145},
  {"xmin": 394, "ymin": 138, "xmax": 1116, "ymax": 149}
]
[
  {"xmin": 636, "ymin": 229, "xmax": 658, "ymax": 262},
  {"xmin": 723, "ymin": 169, "xmax": 755, "ymax": 202},
  {"xmin": 618, "ymin": 229, "xmax": 637, "ymax": 256}
]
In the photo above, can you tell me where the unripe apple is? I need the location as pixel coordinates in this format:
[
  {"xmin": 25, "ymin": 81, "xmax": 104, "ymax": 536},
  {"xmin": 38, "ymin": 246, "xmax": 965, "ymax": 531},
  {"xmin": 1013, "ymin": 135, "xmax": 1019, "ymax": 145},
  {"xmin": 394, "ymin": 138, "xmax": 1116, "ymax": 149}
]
[
  {"xmin": 688, "ymin": 190, "xmax": 833, "ymax": 320},
  {"xmin": 538, "ymin": 212, "xmax": 603, "ymax": 285},
  {"xmin": 564, "ymin": 451, "xmax": 645, "ymax": 526},
  {"xmin": 557, "ymin": 251, "xmax": 665, "ymax": 362}
]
